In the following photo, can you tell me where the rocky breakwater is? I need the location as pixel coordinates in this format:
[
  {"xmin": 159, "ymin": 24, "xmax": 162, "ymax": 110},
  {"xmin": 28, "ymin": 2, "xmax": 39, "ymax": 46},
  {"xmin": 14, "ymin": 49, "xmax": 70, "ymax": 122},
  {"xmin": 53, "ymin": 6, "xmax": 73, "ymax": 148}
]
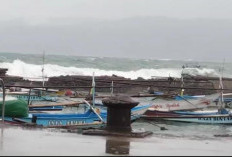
[
  {"xmin": 0, "ymin": 68, "xmax": 42, "ymax": 88},
  {"xmin": 47, "ymin": 75, "xmax": 232, "ymax": 95},
  {"xmin": 0, "ymin": 68, "xmax": 25, "ymax": 86},
  {"xmin": 1, "ymin": 66, "xmax": 232, "ymax": 96}
]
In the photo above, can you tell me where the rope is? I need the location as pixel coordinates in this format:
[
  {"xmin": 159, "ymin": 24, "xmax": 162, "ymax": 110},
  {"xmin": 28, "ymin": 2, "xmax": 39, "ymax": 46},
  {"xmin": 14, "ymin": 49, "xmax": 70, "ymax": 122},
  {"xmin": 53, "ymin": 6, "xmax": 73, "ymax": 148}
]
[{"xmin": 146, "ymin": 121, "xmax": 168, "ymax": 131}]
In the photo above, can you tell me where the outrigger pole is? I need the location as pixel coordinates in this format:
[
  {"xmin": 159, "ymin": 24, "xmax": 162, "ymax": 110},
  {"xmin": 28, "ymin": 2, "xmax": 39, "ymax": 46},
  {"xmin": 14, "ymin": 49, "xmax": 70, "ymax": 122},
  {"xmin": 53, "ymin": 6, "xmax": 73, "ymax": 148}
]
[
  {"xmin": 0, "ymin": 78, "xmax": 6, "ymax": 123},
  {"xmin": 83, "ymin": 100, "xmax": 105, "ymax": 123}
]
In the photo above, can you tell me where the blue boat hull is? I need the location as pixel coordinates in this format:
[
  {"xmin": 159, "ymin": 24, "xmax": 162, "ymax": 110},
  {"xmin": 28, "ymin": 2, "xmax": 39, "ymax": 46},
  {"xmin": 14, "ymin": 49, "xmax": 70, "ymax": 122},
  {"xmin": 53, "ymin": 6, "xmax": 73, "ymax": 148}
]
[
  {"xmin": 4, "ymin": 104, "xmax": 151, "ymax": 128},
  {"xmin": 36, "ymin": 112, "xmax": 104, "ymax": 128}
]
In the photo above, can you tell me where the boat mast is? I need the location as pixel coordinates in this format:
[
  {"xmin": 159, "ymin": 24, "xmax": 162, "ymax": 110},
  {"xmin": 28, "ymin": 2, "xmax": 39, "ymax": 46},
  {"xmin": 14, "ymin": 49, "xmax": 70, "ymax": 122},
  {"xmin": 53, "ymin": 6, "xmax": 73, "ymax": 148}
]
[
  {"xmin": 219, "ymin": 76, "xmax": 224, "ymax": 108},
  {"xmin": 219, "ymin": 59, "xmax": 225, "ymax": 109},
  {"xmin": 92, "ymin": 72, "xmax": 96, "ymax": 108},
  {"xmin": 180, "ymin": 65, "xmax": 185, "ymax": 96},
  {"xmin": 42, "ymin": 51, "xmax": 45, "ymax": 87}
]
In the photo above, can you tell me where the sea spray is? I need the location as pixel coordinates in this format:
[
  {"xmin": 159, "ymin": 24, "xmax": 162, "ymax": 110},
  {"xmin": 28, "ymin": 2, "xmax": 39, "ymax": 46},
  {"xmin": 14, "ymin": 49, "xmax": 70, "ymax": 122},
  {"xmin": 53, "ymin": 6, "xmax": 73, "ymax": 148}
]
[{"xmin": 0, "ymin": 53, "xmax": 229, "ymax": 81}]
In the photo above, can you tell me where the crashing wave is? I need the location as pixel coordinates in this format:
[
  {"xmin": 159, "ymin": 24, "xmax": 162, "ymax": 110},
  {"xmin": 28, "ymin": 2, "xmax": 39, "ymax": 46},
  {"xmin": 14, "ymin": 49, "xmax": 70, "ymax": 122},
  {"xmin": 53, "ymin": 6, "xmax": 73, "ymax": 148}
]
[{"xmin": 0, "ymin": 59, "xmax": 223, "ymax": 81}]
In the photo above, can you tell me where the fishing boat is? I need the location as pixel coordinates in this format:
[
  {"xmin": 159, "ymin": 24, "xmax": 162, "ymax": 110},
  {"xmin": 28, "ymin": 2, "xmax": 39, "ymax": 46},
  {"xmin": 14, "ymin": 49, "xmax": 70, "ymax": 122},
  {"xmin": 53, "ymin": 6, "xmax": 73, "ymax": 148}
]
[
  {"xmin": 142, "ymin": 93, "xmax": 229, "ymax": 124},
  {"xmin": 12, "ymin": 94, "xmax": 58, "ymax": 102},
  {"xmin": 150, "ymin": 93, "xmax": 219, "ymax": 111},
  {"xmin": 1, "ymin": 91, "xmax": 151, "ymax": 129},
  {"xmin": 142, "ymin": 113, "xmax": 232, "ymax": 124},
  {"xmin": 142, "ymin": 104, "xmax": 232, "ymax": 124},
  {"xmin": 0, "ymin": 94, "xmax": 104, "ymax": 128},
  {"xmin": 1, "ymin": 72, "xmax": 151, "ymax": 128},
  {"xmin": 3, "ymin": 103, "xmax": 151, "ymax": 128},
  {"xmin": 142, "ymin": 75, "xmax": 231, "ymax": 124},
  {"xmin": 149, "ymin": 64, "xmax": 219, "ymax": 112}
]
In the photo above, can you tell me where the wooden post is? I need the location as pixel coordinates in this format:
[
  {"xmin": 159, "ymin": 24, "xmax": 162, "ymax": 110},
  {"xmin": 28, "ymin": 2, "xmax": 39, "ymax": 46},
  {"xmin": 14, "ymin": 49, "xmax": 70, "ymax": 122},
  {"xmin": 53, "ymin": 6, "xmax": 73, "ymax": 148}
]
[
  {"xmin": 27, "ymin": 88, "xmax": 32, "ymax": 106},
  {"xmin": 111, "ymin": 81, "xmax": 114, "ymax": 96},
  {"xmin": 106, "ymin": 139, "xmax": 130, "ymax": 155}
]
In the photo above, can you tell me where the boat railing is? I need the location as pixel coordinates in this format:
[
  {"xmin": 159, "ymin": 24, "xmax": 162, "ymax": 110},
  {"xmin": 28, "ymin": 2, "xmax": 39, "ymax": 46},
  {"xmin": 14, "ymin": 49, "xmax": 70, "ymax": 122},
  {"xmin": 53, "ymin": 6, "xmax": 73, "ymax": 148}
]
[{"xmin": 0, "ymin": 78, "xmax": 6, "ymax": 123}]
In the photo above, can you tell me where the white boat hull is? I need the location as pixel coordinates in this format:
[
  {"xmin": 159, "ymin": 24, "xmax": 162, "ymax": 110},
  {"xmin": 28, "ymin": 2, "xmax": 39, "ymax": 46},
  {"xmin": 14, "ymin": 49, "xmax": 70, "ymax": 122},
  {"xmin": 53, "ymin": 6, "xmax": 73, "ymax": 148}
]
[
  {"xmin": 163, "ymin": 115, "xmax": 232, "ymax": 124},
  {"xmin": 150, "ymin": 93, "xmax": 219, "ymax": 111}
]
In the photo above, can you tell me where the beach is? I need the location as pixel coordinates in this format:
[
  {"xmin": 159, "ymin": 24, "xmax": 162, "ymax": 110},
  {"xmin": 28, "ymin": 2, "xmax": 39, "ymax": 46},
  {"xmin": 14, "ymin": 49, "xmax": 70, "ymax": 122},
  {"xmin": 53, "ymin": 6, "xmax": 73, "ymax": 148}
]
[{"xmin": 1, "ymin": 122, "xmax": 232, "ymax": 156}]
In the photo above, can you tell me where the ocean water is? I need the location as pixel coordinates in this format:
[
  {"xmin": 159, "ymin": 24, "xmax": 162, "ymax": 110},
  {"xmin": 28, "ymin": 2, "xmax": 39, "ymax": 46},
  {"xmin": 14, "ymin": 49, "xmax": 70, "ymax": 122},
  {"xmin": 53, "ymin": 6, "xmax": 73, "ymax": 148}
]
[{"xmin": 0, "ymin": 52, "xmax": 232, "ymax": 81}]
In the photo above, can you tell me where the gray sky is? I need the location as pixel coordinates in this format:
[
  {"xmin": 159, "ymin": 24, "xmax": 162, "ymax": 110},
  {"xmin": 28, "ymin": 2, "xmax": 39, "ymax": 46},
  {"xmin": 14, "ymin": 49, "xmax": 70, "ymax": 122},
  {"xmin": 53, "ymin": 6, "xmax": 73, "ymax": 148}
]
[{"xmin": 0, "ymin": 0, "xmax": 232, "ymax": 61}]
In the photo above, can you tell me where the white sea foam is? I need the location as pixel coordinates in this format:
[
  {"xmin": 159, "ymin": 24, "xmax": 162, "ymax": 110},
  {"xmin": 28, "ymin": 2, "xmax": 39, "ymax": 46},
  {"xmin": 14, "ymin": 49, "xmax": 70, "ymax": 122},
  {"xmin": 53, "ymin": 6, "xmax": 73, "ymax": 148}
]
[
  {"xmin": 0, "ymin": 59, "xmax": 220, "ymax": 81},
  {"xmin": 182, "ymin": 68, "xmax": 219, "ymax": 77},
  {"xmin": 0, "ymin": 95, "xmax": 18, "ymax": 101}
]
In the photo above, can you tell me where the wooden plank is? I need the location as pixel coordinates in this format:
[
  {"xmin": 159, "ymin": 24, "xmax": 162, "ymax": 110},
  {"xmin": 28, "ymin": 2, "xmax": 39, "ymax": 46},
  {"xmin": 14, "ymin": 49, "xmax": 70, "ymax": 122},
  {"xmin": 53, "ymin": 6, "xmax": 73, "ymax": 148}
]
[
  {"xmin": 4, "ymin": 84, "xmax": 232, "ymax": 91},
  {"xmin": 29, "ymin": 101, "xmax": 84, "ymax": 108},
  {"xmin": 70, "ymin": 95, "xmax": 108, "ymax": 98},
  {"xmin": 71, "ymin": 94, "xmax": 174, "ymax": 98}
]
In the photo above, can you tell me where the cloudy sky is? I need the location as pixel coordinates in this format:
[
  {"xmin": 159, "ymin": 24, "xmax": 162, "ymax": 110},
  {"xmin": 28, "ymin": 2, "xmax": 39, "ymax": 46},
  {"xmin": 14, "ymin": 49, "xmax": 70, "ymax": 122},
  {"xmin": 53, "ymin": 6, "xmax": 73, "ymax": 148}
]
[{"xmin": 0, "ymin": 0, "xmax": 232, "ymax": 61}]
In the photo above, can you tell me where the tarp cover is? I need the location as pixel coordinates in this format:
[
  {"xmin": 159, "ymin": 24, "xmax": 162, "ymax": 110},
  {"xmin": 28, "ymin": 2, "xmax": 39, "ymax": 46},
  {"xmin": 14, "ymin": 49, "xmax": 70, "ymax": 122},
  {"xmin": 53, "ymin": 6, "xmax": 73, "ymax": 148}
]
[{"xmin": 0, "ymin": 99, "xmax": 28, "ymax": 118}]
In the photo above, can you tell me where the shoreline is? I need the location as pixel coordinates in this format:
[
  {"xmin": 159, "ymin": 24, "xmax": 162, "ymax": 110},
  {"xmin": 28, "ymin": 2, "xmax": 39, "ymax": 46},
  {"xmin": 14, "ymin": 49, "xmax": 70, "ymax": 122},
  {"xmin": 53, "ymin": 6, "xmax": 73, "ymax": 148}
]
[{"xmin": 1, "ymin": 124, "xmax": 232, "ymax": 156}]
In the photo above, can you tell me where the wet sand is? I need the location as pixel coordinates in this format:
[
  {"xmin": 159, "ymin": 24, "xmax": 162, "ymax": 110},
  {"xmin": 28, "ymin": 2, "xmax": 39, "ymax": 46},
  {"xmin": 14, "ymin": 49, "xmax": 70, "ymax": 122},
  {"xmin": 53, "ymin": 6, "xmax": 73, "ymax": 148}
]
[{"xmin": 1, "ymin": 124, "xmax": 232, "ymax": 156}]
